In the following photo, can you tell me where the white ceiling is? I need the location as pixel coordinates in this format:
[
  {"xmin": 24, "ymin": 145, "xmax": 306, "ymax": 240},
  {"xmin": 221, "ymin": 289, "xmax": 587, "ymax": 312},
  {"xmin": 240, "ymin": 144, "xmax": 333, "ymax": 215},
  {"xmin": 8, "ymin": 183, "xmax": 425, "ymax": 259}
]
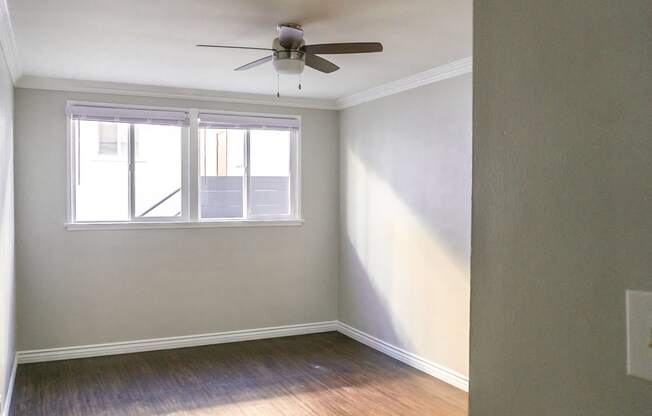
[{"xmin": 7, "ymin": 0, "xmax": 471, "ymax": 100}]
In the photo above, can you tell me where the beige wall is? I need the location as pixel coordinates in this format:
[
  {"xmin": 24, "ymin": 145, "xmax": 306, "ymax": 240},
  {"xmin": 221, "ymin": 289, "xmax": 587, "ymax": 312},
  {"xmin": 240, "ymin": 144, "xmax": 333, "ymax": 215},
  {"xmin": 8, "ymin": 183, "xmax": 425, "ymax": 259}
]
[
  {"xmin": 14, "ymin": 88, "xmax": 339, "ymax": 350},
  {"xmin": 471, "ymin": 0, "xmax": 652, "ymax": 414},
  {"xmin": 0, "ymin": 50, "xmax": 14, "ymax": 410},
  {"xmin": 339, "ymin": 74, "xmax": 472, "ymax": 377}
]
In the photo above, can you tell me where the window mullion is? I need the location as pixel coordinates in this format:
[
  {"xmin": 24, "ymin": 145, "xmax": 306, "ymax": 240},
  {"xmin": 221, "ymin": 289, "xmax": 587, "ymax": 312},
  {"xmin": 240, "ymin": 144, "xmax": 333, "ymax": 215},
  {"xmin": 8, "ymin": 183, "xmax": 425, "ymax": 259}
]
[
  {"xmin": 290, "ymin": 130, "xmax": 298, "ymax": 218},
  {"xmin": 243, "ymin": 129, "xmax": 251, "ymax": 219},
  {"xmin": 188, "ymin": 109, "xmax": 199, "ymax": 221},
  {"xmin": 128, "ymin": 123, "xmax": 136, "ymax": 220},
  {"xmin": 68, "ymin": 119, "xmax": 78, "ymax": 223}
]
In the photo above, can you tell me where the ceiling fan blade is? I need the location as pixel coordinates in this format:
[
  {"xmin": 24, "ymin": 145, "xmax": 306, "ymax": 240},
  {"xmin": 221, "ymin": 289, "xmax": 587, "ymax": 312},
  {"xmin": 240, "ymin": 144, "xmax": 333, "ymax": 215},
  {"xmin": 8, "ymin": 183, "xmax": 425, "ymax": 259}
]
[
  {"xmin": 234, "ymin": 55, "xmax": 273, "ymax": 71},
  {"xmin": 305, "ymin": 54, "xmax": 339, "ymax": 73},
  {"xmin": 278, "ymin": 24, "xmax": 304, "ymax": 49},
  {"xmin": 302, "ymin": 42, "xmax": 383, "ymax": 55},
  {"xmin": 197, "ymin": 44, "xmax": 275, "ymax": 52}
]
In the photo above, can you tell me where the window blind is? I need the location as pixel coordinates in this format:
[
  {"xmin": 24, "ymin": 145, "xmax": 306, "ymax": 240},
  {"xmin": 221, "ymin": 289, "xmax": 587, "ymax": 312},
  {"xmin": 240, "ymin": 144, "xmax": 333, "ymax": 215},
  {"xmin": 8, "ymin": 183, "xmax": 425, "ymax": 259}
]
[
  {"xmin": 66, "ymin": 104, "xmax": 190, "ymax": 126},
  {"xmin": 198, "ymin": 113, "xmax": 300, "ymax": 130}
]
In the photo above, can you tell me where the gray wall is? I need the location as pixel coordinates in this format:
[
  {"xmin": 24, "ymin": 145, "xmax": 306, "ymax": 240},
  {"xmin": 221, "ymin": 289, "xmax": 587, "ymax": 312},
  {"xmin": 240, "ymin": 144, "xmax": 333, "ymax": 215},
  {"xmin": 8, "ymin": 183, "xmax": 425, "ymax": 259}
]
[
  {"xmin": 14, "ymin": 88, "xmax": 339, "ymax": 350},
  {"xmin": 0, "ymin": 51, "xmax": 14, "ymax": 410},
  {"xmin": 339, "ymin": 74, "xmax": 472, "ymax": 377},
  {"xmin": 471, "ymin": 0, "xmax": 652, "ymax": 415}
]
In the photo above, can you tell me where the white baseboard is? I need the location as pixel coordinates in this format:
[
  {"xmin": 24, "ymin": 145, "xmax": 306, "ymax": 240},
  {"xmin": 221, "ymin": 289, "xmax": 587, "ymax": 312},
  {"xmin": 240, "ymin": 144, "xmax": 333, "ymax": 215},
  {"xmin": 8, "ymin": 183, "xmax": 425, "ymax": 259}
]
[
  {"xmin": 336, "ymin": 322, "xmax": 469, "ymax": 392},
  {"xmin": 1, "ymin": 354, "xmax": 17, "ymax": 416},
  {"xmin": 16, "ymin": 321, "xmax": 338, "ymax": 364}
]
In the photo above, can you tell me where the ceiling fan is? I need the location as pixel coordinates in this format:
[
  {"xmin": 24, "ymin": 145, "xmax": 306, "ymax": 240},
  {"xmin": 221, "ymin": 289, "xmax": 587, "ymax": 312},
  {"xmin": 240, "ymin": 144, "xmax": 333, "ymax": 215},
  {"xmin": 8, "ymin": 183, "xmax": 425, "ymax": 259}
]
[{"xmin": 197, "ymin": 23, "xmax": 383, "ymax": 77}]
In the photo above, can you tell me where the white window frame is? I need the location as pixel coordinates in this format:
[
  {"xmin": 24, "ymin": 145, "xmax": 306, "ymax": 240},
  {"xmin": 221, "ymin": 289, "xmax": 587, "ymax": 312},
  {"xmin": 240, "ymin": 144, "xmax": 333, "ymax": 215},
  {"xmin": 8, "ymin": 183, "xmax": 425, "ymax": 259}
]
[
  {"xmin": 196, "ymin": 110, "xmax": 301, "ymax": 223},
  {"xmin": 65, "ymin": 102, "xmax": 303, "ymax": 230},
  {"xmin": 67, "ymin": 102, "xmax": 190, "ymax": 224}
]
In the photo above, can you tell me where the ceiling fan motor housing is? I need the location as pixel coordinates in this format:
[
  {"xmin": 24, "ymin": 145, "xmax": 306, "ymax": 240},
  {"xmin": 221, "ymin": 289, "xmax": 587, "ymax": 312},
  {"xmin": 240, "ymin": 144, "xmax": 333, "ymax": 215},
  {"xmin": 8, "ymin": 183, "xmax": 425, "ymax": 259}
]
[{"xmin": 272, "ymin": 37, "xmax": 305, "ymax": 75}]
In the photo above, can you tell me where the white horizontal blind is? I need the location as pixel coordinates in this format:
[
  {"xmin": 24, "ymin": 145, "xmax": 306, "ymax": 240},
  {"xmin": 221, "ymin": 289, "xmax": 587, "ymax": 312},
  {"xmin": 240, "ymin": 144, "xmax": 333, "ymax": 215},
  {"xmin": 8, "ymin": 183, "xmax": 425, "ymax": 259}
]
[
  {"xmin": 66, "ymin": 104, "xmax": 190, "ymax": 126},
  {"xmin": 198, "ymin": 113, "xmax": 300, "ymax": 130}
]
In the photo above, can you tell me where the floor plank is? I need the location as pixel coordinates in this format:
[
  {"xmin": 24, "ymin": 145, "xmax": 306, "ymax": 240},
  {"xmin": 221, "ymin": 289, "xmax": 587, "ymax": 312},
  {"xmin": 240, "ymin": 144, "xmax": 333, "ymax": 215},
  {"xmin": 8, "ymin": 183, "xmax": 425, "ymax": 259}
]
[{"xmin": 10, "ymin": 332, "xmax": 468, "ymax": 416}]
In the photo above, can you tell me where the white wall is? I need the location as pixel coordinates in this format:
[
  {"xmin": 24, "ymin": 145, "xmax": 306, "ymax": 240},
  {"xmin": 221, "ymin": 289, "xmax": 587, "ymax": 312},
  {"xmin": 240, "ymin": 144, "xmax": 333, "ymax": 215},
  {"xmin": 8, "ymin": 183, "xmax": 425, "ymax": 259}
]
[
  {"xmin": 339, "ymin": 74, "xmax": 472, "ymax": 377},
  {"xmin": 14, "ymin": 88, "xmax": 339, "ymax": 350},
  {"xmin": 13, "ymin": 73, "xmax": 473, "ymax": 392},
  {"xmin": 471, "ymin": 0, "xmax": 652, "ymax": 414},
  {"xmin": 0, "ymin": 46, "xmax": 14, "ymax": 411}
]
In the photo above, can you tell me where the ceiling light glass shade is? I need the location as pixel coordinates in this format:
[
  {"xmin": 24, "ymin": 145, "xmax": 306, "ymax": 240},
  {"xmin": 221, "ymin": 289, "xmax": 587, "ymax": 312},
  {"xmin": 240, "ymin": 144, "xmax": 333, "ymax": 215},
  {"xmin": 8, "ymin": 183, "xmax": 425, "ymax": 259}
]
[{"xmin": 273, "ymin": 51, "xmax": 305, "ymax": 75}]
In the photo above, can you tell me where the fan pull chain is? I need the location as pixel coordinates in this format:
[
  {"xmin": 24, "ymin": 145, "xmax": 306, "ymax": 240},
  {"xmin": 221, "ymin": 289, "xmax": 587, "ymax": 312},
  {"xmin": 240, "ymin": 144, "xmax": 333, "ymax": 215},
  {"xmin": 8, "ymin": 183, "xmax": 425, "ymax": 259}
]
[
  {"xmin": 298, "ymin": 74, "xmax": 302, "ymax": 91},
  {"xmin": 276, "ymin": 74, "xmax": 280, "ymax": 98}
]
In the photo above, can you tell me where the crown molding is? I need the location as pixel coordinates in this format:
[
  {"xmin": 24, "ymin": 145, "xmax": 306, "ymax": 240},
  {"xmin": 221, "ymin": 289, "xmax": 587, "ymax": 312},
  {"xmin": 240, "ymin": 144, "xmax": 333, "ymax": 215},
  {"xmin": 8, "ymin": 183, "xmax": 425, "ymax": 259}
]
[
  {"xmin": 336, "ymin": 56, "xmax": 472, "ymax": 109},
  {"xmin": 15, "ymin": 76, "xmax": 339, "ymax": 110},
  {"xmin": 0, "ymin": 0, "xmax": 21, "ymax": 83}
]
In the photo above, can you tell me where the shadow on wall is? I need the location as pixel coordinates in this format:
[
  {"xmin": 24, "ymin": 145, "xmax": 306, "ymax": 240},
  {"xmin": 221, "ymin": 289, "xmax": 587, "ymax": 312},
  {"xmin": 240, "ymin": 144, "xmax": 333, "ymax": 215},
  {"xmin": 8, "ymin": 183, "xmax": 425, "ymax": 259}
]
[
  {"xmin": 342, "ymin": 235, "xmax": 407, "ymax": 350},
  {"xmin": 342, "ymin": 80, "xmax": 472, "ymax": 270},
  {"xmin": 341, "ymin": 168, "xmax": 470, "ymax": 367},
  {"xmin": 339, "ymin": 79, "xmax": 472, "ymax": 374}
]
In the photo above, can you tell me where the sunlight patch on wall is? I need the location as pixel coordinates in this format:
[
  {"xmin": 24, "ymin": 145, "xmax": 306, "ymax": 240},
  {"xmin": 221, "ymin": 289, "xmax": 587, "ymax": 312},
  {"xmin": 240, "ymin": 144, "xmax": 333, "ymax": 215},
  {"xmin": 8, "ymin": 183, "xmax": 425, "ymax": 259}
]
[{"xmin": 343, "ymin": 148, "xmax": 470, "ymax": 375}]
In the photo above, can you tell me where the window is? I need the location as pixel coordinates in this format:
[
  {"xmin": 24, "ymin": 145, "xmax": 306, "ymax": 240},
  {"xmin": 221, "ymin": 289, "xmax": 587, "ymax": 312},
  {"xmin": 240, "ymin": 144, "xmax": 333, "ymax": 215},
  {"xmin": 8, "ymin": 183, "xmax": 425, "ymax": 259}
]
[
  {"xmin": 134, "ymin": 124, "xmax": 183, "ymax": 218},
  {"xmin": 198, "ymin": 113, "xmax": 299, "ymax": 221},
  {"xmin": 67, "ymin": 103, "xmax": 301, "ymax": 228},
  {"xmin": 199, "ymin": 128, "xmax": 246, "ymax": 219},
  {"xmin": 97, "ymin": 123, "xmax": 123, "ymax": 156},
  {"xmin": 74, "ymin": 120, "xmax": 131, "ymax": 221},
  {"xmin": 69, "ymin": 104, "xmax": 189, "ymax": 223}
]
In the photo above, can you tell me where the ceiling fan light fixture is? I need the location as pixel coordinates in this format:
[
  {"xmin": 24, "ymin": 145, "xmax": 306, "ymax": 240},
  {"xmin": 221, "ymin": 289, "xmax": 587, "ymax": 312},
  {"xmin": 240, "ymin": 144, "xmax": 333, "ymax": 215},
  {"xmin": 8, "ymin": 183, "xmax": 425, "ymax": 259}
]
[
  {"xmin": 197, "ymin": 23, "xmax": 383, "ymax": 77},
  {"xmin": 273, "ymin": 50, "xmax": 305, "ymax": 75}
]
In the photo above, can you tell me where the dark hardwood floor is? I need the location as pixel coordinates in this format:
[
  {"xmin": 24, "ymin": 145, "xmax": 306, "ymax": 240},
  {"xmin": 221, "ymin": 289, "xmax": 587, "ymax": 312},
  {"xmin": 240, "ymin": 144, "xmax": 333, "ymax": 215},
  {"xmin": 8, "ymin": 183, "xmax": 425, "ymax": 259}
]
[{"xmin": 10, "ymin": 332, "xmax": 467, "ymax": 415}]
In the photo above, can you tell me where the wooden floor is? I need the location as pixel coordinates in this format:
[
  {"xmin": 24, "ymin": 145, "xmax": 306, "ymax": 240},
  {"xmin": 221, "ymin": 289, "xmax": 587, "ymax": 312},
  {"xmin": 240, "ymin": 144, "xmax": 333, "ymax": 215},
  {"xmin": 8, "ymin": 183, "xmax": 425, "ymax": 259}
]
[{"xmin": 10, "ymin": 332, "xmax": 467, "ymax": 416}]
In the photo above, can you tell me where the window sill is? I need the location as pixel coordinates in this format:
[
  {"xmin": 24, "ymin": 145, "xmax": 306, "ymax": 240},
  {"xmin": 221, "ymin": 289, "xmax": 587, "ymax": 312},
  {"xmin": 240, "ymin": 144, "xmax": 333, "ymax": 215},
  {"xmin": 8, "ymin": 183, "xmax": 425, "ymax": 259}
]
[{"xmin": 64, "ymin": 219, "xmax": 305, "ymax": 231}]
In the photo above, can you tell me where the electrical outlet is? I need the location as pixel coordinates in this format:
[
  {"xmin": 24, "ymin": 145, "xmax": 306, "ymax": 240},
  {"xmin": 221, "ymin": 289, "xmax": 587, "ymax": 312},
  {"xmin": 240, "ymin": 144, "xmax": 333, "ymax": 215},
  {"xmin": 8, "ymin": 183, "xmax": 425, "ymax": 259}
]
[{"xmin": 626, "ymin": 290, "xmax": 652, "ymax": 381}]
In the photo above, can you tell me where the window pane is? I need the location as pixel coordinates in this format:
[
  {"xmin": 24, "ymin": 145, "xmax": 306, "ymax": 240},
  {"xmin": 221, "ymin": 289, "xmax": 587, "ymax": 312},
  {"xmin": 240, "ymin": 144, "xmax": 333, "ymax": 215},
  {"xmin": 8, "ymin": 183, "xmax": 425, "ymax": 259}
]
[
  {"xmin": 199, "ymin": 128, "xmax": 245, "ymax": 218},
  {"xmin": 249, "ymin": 130, "xmax": 291, "ymax": 217},
  {"xmin": 75, "ymin": 121, "xmax": 129, "ymax": 221},
  {"xmin": 98, "ymin": 123, "xmax": 119, "ymax": 155},
  {"xmin": 134, "ymin": 124, "xmax": 182, "ymax": 218}
]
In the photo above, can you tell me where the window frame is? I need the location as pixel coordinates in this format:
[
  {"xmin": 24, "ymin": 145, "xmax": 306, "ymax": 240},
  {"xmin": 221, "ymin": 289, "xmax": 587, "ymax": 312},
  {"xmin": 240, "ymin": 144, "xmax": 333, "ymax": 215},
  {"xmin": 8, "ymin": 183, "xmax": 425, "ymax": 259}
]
[
  {"xmin": 67, "ymin": 108, "xmax": 190, "ymax": 224},
  {"xmin": 65, "ymin": 102, "xmax": 302, "ymax": 230},
  {"xmin": 196, "ymin": 121, "xmax": 300, "ymax": 223},
  {"xmin": 130, "ymin": 123, "xmax": 190, "ymax": 223}
]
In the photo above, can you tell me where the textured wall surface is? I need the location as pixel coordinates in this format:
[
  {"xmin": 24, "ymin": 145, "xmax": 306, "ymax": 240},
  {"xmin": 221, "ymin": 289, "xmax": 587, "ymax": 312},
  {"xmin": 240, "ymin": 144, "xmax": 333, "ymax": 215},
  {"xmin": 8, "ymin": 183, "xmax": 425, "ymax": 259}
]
[
  {"xmin": 471, "ymin": 0, "xmax": 652, "ymax": 414},
  {"xmin": 339, "ymin": 74, "xmax": 472, "ymax": 377}
]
